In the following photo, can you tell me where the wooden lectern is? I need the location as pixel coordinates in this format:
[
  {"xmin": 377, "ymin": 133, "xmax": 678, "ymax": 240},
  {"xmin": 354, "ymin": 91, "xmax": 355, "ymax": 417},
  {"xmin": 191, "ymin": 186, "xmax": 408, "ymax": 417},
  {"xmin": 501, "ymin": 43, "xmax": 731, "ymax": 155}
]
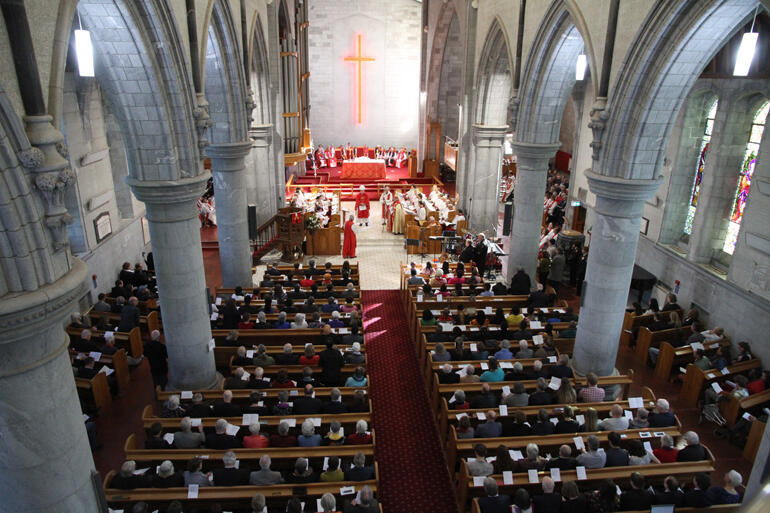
[{"xmin": 276, "ymin": 207, "xmax": 304, "ymax": 261}]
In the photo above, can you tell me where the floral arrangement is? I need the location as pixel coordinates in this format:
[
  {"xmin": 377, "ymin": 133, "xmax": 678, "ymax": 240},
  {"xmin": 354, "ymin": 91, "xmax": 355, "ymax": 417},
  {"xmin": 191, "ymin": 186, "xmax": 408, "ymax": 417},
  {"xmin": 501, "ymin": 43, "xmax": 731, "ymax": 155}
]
[{"xmin": 305, "ymin": 213, "xmax": 321, "ymax": 233}]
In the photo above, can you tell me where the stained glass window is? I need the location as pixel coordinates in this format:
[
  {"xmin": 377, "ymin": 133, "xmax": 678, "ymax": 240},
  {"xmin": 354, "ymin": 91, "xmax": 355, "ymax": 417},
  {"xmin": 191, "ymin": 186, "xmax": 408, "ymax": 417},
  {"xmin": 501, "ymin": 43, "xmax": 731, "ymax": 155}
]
[
  {"xmin": 722, "ymin": 101, "xmax": 769, "ymax": 255},
  {"xmin": 684, "ymin": 99, "xmax": 718, "ymax": 235}
]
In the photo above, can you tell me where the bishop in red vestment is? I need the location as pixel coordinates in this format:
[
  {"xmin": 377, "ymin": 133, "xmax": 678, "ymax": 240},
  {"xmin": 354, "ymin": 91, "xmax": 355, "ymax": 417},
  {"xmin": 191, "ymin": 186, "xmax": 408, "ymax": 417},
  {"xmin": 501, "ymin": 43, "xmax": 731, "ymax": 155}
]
[{"xmin": 354, "ymin": 185, "xmax": 370, "ymax": 226}]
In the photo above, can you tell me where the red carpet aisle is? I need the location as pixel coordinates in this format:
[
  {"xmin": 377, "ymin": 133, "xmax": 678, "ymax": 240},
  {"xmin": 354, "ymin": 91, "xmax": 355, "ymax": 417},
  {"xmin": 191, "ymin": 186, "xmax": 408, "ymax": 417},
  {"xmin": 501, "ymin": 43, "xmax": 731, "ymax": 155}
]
[{"xmin": 362, "ymin": 290, "xmax": 458, "ymax": 513}]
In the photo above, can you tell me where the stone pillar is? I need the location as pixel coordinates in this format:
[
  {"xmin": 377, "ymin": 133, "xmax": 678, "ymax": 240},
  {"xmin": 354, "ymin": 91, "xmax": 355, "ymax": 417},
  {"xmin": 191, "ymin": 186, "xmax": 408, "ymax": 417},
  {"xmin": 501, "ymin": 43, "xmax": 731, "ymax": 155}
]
[
  {"xmin": 249, "ymin": 124, "xmax": 276, "ymax": 228},
  {"xmin": 468, "ymin": 124, "xmax": 507, "ymax": 233},
  {"xmin": 507, "ymin": 141, "xmax": 561, "ymax": 284},
  {"xmin": 0, "ymin": 259, "xmax": 103, "ymax": 512},
  {"xmin": 206, "ymin": 141, "xmax": 253, "ymax": 288},
  {"xmin": 128, "ymin": 175, "xmax": 220, "ymax": 390},
  {"xmin": 573, "ymin": 171, "xmax": 662, "ymax": 377}
]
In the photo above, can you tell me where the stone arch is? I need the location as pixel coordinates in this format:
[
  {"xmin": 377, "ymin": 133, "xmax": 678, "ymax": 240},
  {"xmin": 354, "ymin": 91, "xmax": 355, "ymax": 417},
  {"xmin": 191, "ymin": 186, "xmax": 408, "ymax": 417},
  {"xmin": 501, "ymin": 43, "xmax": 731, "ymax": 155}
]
[
  {"xmin": 249, "ymin": 14, "xmax": 272, "ymax": 126},
  {"xmin": 600, "ymin": 0, "xmax": 767, "ymax": 180},
  {"xmin": 63, "ymin": 0, "xmax": 201, "ymax": 181},
  {"xmin": 200, "ymin": 0, "xmax": 249, "ymax": 143},
  {"xmin": 515, "ymin": 4, "xmax": 593, "ymax": 144},
  {"xmin": 474, "ymin": 17, "xmax": 513, "ymax": 126},
  {"xmin": 427, "ymin": 3, "xmax": 459, "ymax": 122}
]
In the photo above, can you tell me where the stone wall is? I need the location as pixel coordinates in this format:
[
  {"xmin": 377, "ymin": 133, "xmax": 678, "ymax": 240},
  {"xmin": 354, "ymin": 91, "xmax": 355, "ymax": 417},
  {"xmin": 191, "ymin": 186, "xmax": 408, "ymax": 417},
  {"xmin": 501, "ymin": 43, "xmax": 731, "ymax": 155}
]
[{"xmin": 307, "ymin": 0, "xmax": 421, "ymax": 147}]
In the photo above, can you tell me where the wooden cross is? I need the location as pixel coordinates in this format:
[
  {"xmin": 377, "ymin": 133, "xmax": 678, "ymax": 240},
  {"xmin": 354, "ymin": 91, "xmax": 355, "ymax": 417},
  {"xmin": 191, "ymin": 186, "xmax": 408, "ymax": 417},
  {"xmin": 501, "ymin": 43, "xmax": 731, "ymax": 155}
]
[{"xmin": 344, "ymin": 34, "xmax": 375, "ymax": 125}]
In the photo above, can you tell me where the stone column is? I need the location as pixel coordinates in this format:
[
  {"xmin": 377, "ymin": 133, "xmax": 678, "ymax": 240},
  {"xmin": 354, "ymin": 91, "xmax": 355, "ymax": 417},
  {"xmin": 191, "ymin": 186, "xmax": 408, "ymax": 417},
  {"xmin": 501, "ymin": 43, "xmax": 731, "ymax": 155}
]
[
  {"xmin": 128, "ymin": 175, "xmax": 220, "ymax": 390},
  {"xmin": 507, "ymin": 141, "xmax": 561, "ymax": 284},
  {"xmin": 572, "ymin": 171, "xmax": 662, "ymax": 377},
  {"xmin": 468, "ymin": 124, "xmax": 507, "ymax": 233},
  {"xmin": 0, "ymin": 259, "xmax": 103, "ymax": 512},
  {"xmin": 206, "ymin": 141, "xmax": 253, "ymax": 288},
  {"xmin": 249, "ymin": 124, "xmax": 277, "ymax": 228}
]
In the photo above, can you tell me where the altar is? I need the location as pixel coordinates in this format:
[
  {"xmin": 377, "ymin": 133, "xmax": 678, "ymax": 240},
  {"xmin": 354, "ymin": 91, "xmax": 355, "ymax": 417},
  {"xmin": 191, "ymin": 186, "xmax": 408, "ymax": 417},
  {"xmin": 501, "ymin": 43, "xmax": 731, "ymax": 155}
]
[{"xmin": 340, "ymin": 158, "xmax": 387, "ymax": 179}]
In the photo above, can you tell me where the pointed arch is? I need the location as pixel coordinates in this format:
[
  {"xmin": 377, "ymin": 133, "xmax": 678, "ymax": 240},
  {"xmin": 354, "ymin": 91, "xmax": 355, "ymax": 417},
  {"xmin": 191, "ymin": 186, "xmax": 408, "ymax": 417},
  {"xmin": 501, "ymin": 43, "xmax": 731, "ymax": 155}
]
[
  {"xmin": 474, "ymin": 17, "xmax": 513, "ymax": 127},
  {"xmin": 200, "ymin": 0, "xmax": 249, "ymax": 143},
  {"xmin": 601, "ymin": 0, "xmax": 766, "ymax": 180},
  {"xmin": 515, "ymin": 2, "xmax": 595, "ymax": 144},
  {"xmin": 56, "ymin": 0, "xmax": 201, "ymax": 181},
  {"xmin": 249, "ymin": 13, "xmax": 272, "ymax": 126}
]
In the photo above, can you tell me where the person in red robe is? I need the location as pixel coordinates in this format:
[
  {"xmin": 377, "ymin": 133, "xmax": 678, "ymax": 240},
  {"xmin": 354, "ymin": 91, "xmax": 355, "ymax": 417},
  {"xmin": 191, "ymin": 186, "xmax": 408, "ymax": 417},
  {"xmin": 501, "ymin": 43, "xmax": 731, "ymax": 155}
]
[
  {"xmin": 395, "ymin": 148, "xmax": 407, "ymax": 168},
  {"xmin": 325, "ymin": 146, "xmax": 337, "ymax": 168},
  {"xmin": 343, "ymin": 214, "xmax": 357, "ymax": 258},
  {"xmin": 354, "ymin": 185, "xmax": 370, "ymax": 226}
]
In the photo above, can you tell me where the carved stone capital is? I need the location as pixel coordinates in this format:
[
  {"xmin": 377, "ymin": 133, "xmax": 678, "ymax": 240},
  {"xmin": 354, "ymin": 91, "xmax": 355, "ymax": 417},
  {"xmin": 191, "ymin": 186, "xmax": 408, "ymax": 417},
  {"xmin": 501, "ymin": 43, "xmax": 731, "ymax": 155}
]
[
  {"xmin": 17, "ymin": 147, "xmax": 44, "ymax": 169},
  {"xmin": 193, "ymin": 96, "xmax": 213, "ymax": 158},
  {"xmin": 509, "ymin": 92, "xmax": 520, "ymax": 131},
  {"xmin": 245, "ymin": 92, "xmax": 257, "ymax": 125},
  {"xmin": 588, "ymin": 97, "xmax": 609, "ymax": 162}
]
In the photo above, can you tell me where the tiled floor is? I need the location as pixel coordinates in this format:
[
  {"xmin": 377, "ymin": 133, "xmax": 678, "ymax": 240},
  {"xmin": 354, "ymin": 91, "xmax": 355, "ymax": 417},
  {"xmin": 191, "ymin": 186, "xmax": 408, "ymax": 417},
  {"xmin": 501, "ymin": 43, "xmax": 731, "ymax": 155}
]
[{"xmin": 252, "ymin": 201, "xmax": 411, "ymax": 290}]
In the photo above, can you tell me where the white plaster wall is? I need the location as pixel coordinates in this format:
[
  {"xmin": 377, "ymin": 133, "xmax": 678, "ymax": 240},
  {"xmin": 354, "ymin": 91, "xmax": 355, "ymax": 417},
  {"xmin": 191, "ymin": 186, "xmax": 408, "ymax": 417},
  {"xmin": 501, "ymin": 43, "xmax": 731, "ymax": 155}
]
[{"xmin": 307, "ymin": 0, "xmax": 421, "ymax": 147}]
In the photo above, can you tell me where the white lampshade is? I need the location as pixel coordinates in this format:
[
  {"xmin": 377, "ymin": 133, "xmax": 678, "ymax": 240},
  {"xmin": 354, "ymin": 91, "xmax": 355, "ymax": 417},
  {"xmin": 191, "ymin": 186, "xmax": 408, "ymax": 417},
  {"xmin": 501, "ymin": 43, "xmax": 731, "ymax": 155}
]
[
  {"xmin": 734, "ymin": 32, "xmax": 758, "ymax": 76},
  {"xmin": 75, "ymin": 29, "xmax": 95, "ymax": 77},
  {"xmin": 575, "ymin": 54, "xmax": 587, "ymax": 81}
]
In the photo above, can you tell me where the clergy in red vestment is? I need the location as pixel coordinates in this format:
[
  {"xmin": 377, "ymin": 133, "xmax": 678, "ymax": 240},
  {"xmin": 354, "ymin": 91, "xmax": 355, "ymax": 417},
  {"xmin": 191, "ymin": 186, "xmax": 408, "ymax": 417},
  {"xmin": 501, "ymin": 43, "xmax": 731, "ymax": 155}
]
[
  {"xmin": 395, "ymin": 148, "xmax": 408, "ymax": 168},
  {"xmin": 314, "ymin": 147, "xmax": 327, "ymax": 168},
  {"xmin": 325, "ymin": 146, "xmax": 337, "ymax": 168},
  {"xmin": 354, "ymin": 185, "xmax": 370, "ymax": 226},
  {"xmin": 343, "ymin": 214, "xmax": 357, "ymax": 258}
]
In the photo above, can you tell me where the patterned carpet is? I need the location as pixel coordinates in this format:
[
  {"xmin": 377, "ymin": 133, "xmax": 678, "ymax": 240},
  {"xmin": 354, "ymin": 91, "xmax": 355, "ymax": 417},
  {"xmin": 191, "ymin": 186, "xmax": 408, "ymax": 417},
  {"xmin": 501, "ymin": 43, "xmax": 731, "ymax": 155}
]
[{"xmin": 362, "ymin": 290, "xmax": 458, "ymax": 513}]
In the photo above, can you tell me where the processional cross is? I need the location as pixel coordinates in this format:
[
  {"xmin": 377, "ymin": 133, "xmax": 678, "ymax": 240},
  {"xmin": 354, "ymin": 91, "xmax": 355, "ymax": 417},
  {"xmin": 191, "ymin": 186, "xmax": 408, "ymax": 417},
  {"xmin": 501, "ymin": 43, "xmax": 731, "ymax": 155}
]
[{"xmin": 344, "ymin": 34, "xmax": 375, "ymax": 125}]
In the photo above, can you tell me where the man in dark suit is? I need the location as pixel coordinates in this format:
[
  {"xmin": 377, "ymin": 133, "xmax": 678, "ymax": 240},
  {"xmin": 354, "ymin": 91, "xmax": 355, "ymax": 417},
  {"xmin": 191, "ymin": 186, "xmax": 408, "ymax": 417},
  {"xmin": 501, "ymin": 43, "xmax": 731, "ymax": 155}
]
[
  {"xmin": 654, "ymin": 475, "xmax": 685, "ymax": 507},
  {"xmin": 620, "ymin": 472, "xmax": 654, "ymax": 510},
  {"xmin": 344, "ymin": 452, "xmax": 375, "ymax": 481},
  {"xmin": 288, "ymin": 284, "xmax": 306, "ymax": 300},
  {"xmin": 509, "ymin": 267, "xmax": 532, "ymax": 295},
  {"xmin": 323, "ymin": 388, "xmax": 348, "ymax": 414},
  {"xmin": 110, "ymin": 461, "xmax": 149, "ymax": 489},
  {"xmin": 72, "ymin": 329, "xmax": 100, "ymax": 353},
  {"xmin": 294, "ymin": 384, "xmax": 323, "ymax": 414},
  {"xmin": 77, "ymin": 357, "xmax": 99, "ymax": 379},
  {"xmin": 545, "ymin": 445, "xmax": 578, "ymax": 470},
  {"xmin": 212, "ymin": 451, "xmax": 250, "ymax": 486},
  {"xmin": 477, "ymin": 477, "xmax": 511, "ymax": 513},
  {"xmin": 604, "ymin": 432, "xmax": 630, "ymax": 467},
  {"xmin": 211, "ymin": 390, "xmax": 241, "ymax": 418},
  {"xmin": 470, "ymin": 383, "xmax": 498, "ymax": 410},
  {"xmin": 111, "ymin": 279, "xmax": 130, "ymax": 299},
  {"xmin": 118, "ymin": 296, "xmax": 140, "ymax": 332},
  {"xmin": 549, "ymin": 353, "xmax": 574, "ymax": 379},
  {"xmin": 528, "ymin": 378, "xmax": 554, "ymax": 405},
  {"xmin": 648, "ymin": 398, "xmax": 676, "ymax": 427},
  {"xmin": 684, "ymin": 473, "xmax": 713, "ymax": 507},
  {"xmin": 319, "ymin": 341, "xmax": 345, "ymax": 386},
  {"xmin": 223, "ymin": 368, "xmax": 249, "ymax": 389},
  {"xmin": 206, "ymin": 419, "xmax": 241, "ymax": 449},
  {"xmin": 144, "ymin": 330, "xmax": 168, "ymax": 390},
  {"xmin": 275, "ymin": 343, "xmax": 300, "ymax": 365},
  {"xmin": 533, "ymin": 477, "xmax": 562, "ymax": 513},
  {"xmin": 119, "ymin": 262, "xmax": 135, "ymax": 287},
  {"xmin": 677, "ymin": 431, "xmax": 707, "ymax": 461},
  {"xmin": 438, "ymin": 364, "xmax": 461, "ymax": 384}
]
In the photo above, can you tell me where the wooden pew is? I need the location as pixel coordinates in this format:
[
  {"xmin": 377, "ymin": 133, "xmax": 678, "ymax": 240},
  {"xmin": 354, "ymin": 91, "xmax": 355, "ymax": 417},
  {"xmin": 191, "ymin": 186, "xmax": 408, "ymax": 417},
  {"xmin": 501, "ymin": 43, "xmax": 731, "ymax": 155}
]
[
  {"xmin": 213, "ymin": 343, "xmax": 364, "ymax": 368},
  {"xmin": 743, "ymin": 418, "xmax": 766, "ymax": 462},
  {"xmin": 456, "ymin": 456, "xmax": 715, "ymax": 512},
  {"xmin": 437, "ymin": 386, "xmax": 659, "ymax": 446},
  {"xmin": 619, "ymin": 309, "xmax": 682, "ymax": 347},
  {"xmin": 123, "ymin": 432, "xmax": 376, "ymax": 465},
  {"xmin": 720, "ymin": 388, "xmax": 770, "ymax": 428},
  {"xmin": 470, "ymin": 499, "xmax": 741, "ymax": 513},
  {"xmin": 71, "ymin": 348, "xmax": 130, "ymax": 395},
  {"xmin": 87, "ymin": 309, "xmax": 159, "ymax": 338},
  {"xmin": 432, "ymin": 372, "xmax": 635, "ymax": 415},
  {"xmin": 66, "ymin": 325, "xmax": 143, "ymax": 359},
  {"xmin": 634, "ymin": 326, "xmax": 697, "ymax": 364},
  {"xmin": 157, "ymin": 387, "xmax": 369, "ymax": 402},
  {"xmin": 75, "ymin": 371, "xmax": 111, "ymax": 412},
  {"xmin": 104, "ymin": 472, "xmax": 377, "ymax": 509},
  {"xmin": 210, "ymin": 328, "xmax": 362, "ymax": 350},
  {"xmin": 105, "ymin": 295, "xmax": 159, "ymax": 314},
  {"xmin": 446, "ymin": 423, "xmax": 681, "ymax": 472},
  {"xmin": 680, "ymin": 359, "xmax": 762, "ymax": 404},
  {"xmin": 140, "ymin": 404, "xmax": 372, "ymax": 430},
  {"xmin": 653, "ymin": 339, "xmax": 731, "ymax": 381},
  {"xmin": 252, "ymin": 262, "xmax": 360, "ymax": 274}
]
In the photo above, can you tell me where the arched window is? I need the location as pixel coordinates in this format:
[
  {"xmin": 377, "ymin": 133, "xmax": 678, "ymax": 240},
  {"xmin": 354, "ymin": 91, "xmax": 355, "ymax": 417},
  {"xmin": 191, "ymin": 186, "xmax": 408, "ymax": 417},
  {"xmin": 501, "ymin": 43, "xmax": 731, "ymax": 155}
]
[
  {"xmin": 684, "ymin": 99, "xmax": 718, "ymax": 235},
  {"xmin": 722, "ymin": 100, "xmax": 770, "ymax": 255}
]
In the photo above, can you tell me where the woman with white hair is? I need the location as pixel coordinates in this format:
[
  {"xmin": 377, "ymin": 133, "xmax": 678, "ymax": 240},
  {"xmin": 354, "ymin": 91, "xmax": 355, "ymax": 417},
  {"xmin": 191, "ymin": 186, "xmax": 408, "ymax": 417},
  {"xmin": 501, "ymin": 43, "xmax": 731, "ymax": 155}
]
[
  {"xmin": 319, "ymin": 492, "xmax": 338, "ymax": 512},
  {"xmin": 161, "ymin": 395, "xmax": 185, "ymax": 418},
  {"xmin": 347, "ymin": 419, "xmax": 372, "ymax": 445},
  {"xmin": 291, "ymin": 312, "xmax": 308, "ymax": 329},
  {"xmin": 297, "ymin": 419, "xmax": 321, "ymax": 447},
  {"xmin": 708, "ymin": 470, "xmax": 742, "ymax": 504},
  {"xmin": 274, "ymin": 311, "xmax": 290, "ymax": 329},
  {"xmin": 152, "ymin": 460, "xmax": 183, "ymax": 488}
]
